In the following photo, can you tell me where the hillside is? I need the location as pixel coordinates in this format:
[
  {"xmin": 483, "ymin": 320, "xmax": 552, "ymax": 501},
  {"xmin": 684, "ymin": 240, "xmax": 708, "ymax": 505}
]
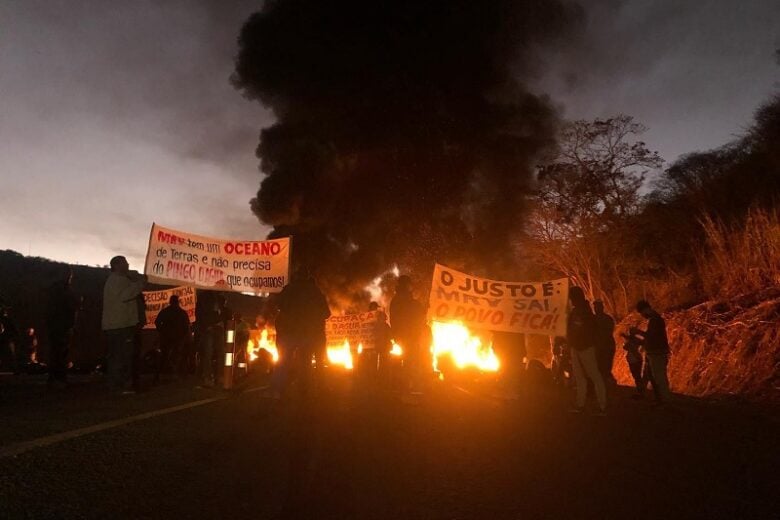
[
  {"xmin": 615, "ymin": 287, "xmax": 780, "ymax": 403},
  {"xmin": 0, "ymin": 250, "xmax": 267, "ymax": 365}
]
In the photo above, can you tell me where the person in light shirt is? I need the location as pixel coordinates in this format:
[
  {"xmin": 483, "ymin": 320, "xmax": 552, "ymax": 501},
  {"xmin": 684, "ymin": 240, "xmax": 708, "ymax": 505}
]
[{"xmin": 101, "ymin": 256, "xmax": 146, "ymax": 394}]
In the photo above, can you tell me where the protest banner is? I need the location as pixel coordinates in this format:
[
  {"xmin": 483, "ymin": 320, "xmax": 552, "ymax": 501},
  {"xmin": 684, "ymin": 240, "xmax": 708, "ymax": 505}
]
[
  {"xmin": 143, "ymin": 223, "xmax": 290, "ymax": 294},
  {"xmin": 142, "ymin": 286, "xmax": 196, "ymax": 330},
  {"xmin": 428, "ymin": 264, "xmax": 569, "ymax": 336},
  {"xmin": 325, "ymin": 311, "xmax": 380, "ymax": 350}
]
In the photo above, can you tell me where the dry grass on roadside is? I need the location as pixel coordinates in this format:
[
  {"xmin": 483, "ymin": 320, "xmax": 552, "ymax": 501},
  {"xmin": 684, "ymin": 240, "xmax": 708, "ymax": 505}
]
[{"xmin": 698, "ymin": 207, "xmax": 780, "ymax": 300}]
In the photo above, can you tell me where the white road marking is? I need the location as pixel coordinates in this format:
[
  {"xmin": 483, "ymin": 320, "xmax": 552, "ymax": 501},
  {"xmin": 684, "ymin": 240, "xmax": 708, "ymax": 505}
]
[{"xmin": 0, "ymin": 386, "xmax": 268, "ymax": 459}]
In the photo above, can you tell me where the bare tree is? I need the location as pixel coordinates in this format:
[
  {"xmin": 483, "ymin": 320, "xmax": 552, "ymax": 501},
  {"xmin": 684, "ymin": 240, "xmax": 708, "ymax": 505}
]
[{"xmin": 525, "ymin": 115, "xmax": 663, "ymax": 315}]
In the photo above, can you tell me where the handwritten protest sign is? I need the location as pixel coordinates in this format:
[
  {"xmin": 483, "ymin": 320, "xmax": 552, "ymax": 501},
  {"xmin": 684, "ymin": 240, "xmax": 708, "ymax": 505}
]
[
  {"xmin": 143, "ymin": 223, "xmax": 290, "ymax": 294},
  {"xmin": 142, "ymin": 286, "xmax": 196, "ymax": 330},
  {"xmin": 428, "ymin": 264, "xmax": 568, "ymax": 336},
  {"xmin": 325, "ymin": 311, "xmax": 380, "ymax": 350}
]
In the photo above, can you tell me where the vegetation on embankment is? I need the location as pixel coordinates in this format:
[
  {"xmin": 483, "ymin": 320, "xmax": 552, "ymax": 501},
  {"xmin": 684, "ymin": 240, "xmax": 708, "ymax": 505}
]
[
  {"xmin": 615, "ymin": 287, "xmax": 780, "ymax": 402},
  {"xmin": 526, "ymin": 93, "xmax": 780, "ymax": 402}
]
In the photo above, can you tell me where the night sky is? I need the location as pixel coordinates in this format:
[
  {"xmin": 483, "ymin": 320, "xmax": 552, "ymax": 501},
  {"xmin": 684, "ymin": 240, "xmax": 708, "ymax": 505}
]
[{"xmin": 1, "ymin": 0, "xmax": 777, "ymax": 268}]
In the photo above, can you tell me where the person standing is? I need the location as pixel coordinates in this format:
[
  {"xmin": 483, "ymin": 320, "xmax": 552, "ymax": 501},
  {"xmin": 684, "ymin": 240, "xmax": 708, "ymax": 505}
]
[
  {"xmin": 593, "ymin": 300, "xmax": 617, "ymax": 388},
  {"xmin": 631, "ymin": 300, "xmax": 671, "ymax": 404},
  {"xmin": 234, "ymin": 312, "xmax": 251, "ymax": 370},
  {"xmin": 369, "ymin": 302, "xmax": 391, "ymax": 379},
  {"xmin": 390, "ymin": 275, "xmax": 426, "ymax": 395},
  {"xmin": 131, "ymin": 293, "xmax": 147, "ymax": 392},
  {"xmin": 212, "ymin": 296, "xmax": 232, "ymax": 387},
  {"xmin": 271, "ymin": 267, "xmax": 330, "ymax": 400},
  {"xmin": 567, "ymin": 287, "xmax": 607, "ymax": 415},
  {"xmin": 45, "ymin": 266, "xmax": 79, "ymax": 387},
  {"xmin": 0, "ymin": 306, "xmax": 20, "ymax": 374},
  {"xmin": 102, "ymin": 256, "xmax": 146, "ymax": 394},
  {"xmin": 154, "ymin": 295, "xmax": 190, "ymax": 382},
  {"xmin": 621, "ymin": 332, "xmax": 645, "ymax": 398},
  {"xmin": 194, "ymin": 291, "xmax": 220, "ymax": 388}
]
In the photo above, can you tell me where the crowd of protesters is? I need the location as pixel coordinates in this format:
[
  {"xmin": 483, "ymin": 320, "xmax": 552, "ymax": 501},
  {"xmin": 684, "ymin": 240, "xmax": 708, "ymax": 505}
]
[
  {"xmin": 1, "ymin": 255, "xmax": 672, "ymax": 412},
  {"xmin": 555, "ymin": 287, "xmax": 672, "ymax": 415}
]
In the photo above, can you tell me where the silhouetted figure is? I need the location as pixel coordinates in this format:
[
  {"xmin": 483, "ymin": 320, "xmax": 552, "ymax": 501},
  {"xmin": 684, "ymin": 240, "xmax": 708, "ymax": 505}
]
[
  {"xmin": 45, "ymin": 267, "xmax": 79, "ymax": 386},
  {"xmin": 631, "ymin": 300, "xmax": 671, "ymax": 403},
  {"xmin": 370, "ymin": 301, "xmax": 392, "ymax": 364},
  {"xmin": 271, "ymin": 268, "xmax": 330, "ymax": 399},
  {"xmin": 102, "ymin": 256, "xmax": 146, "ymax": 394},
  {"xmin": 621, "ymin": 332, "xmax": 645, "ymax": 398},
  {"xmin": 593, "ymin": 300, "xmax": 617, "ymax": 387},
  {"xmin": 0, "ymin": 306, "xmax": 20, "ymax": 374},
  {"xmin": 131, "ymin": 292, "xmax": 146, "ymax": 391},
  {"xmin": 567, "ymin": 287, "xmax": 606, "ymax": 414},
  {"xmin": 154, "ymin": 295, "xmax": 190, "ymax": 382},
  {"xmin": 234, "ymin": 311, "xmax": 250, "ymax": 374},
  {"xmin": 195, "ymin": 291, "xmax": 220, "ymax": 388},
  {"xmin": 390, "ymin": 275, "xmax": 426, "ymax": 395},
  {"xmin": 212, "ymin": 296, "xmax": 232, "ymax": 386},
  {"xmin": 550, "ymin": 336, "xmax": 571, "ymax": 388},
  {"xmin": 20, "ymin": 327, "xmax": 40, "ymax": 367}
]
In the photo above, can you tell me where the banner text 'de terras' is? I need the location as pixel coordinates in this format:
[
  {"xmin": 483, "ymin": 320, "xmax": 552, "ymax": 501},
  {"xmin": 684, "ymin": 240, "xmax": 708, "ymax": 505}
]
[
  {"xmin": 143, "ymin": 223, "xmax": 290, "ymax": 294},
  {"xmin": 142, "ymin": 286, "xmax": 196, "ymax": 330},
  {"xmin": 428, "ymin": 264, "xmax": 568, "ymax": 336}
]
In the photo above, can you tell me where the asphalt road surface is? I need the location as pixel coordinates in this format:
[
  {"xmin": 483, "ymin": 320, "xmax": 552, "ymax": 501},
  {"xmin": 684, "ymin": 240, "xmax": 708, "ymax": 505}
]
[{"xmin": 1, "ymin": 370, "xmax": 778, "ymax": 519}]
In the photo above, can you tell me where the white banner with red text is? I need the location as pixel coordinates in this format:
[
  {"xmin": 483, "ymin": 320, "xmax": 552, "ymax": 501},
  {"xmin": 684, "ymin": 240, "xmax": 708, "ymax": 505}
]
[
  {"xmin": 428, "ymin": 264, "xmax": 568, "ymax": 336},
  {"xmin": 143, "ymin": 223, "xmax": 290, "ymax": 294},
  {"xmin": 141, "ymin": 286, "xmax": 196, "ymax": 330},
  {"xmin": 325, "ymin": 311, "xmax": 380, "ymax": 350}
]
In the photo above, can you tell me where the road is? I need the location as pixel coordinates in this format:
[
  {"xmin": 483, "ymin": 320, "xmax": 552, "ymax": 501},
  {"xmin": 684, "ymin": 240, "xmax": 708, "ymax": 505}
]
[{"xmin": 1, "ymin": 371, "xmax": 778, "ymax": 519}]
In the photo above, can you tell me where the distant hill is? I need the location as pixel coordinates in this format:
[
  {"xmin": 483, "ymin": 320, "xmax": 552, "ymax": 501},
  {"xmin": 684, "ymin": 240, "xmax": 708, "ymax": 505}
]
[{"xmin": 0, "ymin": 250, "xmax": 267, "ymax": 365}]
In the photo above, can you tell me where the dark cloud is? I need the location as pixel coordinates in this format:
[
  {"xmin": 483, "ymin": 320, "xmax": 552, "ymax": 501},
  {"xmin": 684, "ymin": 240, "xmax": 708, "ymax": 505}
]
[{"xmin": 233, "ymin": 0, "xmax": 583, "ymax": 305}]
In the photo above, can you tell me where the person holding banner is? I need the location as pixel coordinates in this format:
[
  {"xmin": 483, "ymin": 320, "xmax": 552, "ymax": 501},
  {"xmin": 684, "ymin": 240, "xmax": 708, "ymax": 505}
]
[
  {"xmin": 567, "ymin": 287, "xmax": 607, "ymax": 415},
  {"xmin": 102, "ymin": 256, "xmax": 147, "ymax": 394}
]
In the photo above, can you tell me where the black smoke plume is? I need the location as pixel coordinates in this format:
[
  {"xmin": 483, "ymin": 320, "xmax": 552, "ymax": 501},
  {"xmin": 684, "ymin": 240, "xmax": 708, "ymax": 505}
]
[{"xmin": 233, "ymin": 0, "xmax": 582, "ymax": 307}]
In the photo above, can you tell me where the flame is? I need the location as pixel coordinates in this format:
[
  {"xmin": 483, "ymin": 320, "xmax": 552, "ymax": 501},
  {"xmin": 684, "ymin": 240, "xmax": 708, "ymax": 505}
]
[
  {"xmin": 327, "ymin": 339, "xmax": 354, "ymax": 370},
  {"xmin": 247, "ymin": 328, "xmax": 279, "ymax": 363},
  {"xmin": 389, "ymin": 341, "xmax": 403, "ymax": 357},
  {"xmin": 430, "ymin": 321, "xmax": 499, "ymax": 373}
]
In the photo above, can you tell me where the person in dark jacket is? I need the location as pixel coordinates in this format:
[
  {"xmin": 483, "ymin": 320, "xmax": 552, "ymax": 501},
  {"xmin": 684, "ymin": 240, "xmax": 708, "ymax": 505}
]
[
  {"xmin": 195, "ymin": 291, "xmax": 220, "ymax": 387},
  {"xmin": 370, "ymin": 301, "xmax": 392, "ymax": 352},
  {"xmin": 271, "ymin": 267, "xmax": 331, "ymax": 399},
  {"xmin": 567, "ymin": 287, "xmax": 606, "ymax": 414},
  {"xmin": 45, "ymin": 267, "xmax": 79, "ymax": 386},
  {"xmin": 593, "ymin": 300, "xmax": 617, "ymax": 387},
  {"xmin": 154, "ymin": 295, "xmax": 190, "ymax": 382},
  {"xmin": 631, "ymin": 300, "xmax": 671, "ymax": 403},
  {"xmin": 621, "ymin": 332, "xmax": 645, "ymax": 397},
  {"xmin": 1, "ymin": 306, "xmax": 21, "ymax": 375},
  {"xmin": 390, "ymin": 275, "xmax": 426, "ymax": 395}
]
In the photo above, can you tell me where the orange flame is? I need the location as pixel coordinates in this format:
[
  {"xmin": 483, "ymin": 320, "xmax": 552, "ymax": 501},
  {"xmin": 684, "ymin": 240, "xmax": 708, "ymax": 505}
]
[
  {"xmin": 389, "ymin": 341, "xmax": 403, "ymax": 357},
  {"xmin": 430, "ymin": 321, "xmax": 499, "ymax": 373},
  {"xmin": 327, "ymin": 339, "xmax": 354, "ymax": 370},
  {"xmin": 247, "ymin": 328, "xmax": 279, "ymax": 363}
]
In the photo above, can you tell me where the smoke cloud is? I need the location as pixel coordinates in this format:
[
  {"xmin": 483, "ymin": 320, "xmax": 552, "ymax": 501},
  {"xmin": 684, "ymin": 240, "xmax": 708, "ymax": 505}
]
[{"xmin": 233, "ymin": 0, "xmax": 583, "ymax": 306}]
